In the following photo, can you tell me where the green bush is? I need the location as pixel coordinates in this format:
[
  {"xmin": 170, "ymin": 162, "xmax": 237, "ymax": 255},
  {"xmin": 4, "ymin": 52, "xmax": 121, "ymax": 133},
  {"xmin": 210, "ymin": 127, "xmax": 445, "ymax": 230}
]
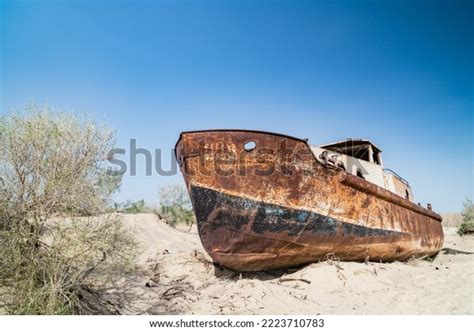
[
  {"xmin": 0, "ymin": 106, "xmax": 137, "ymax": 314},
  {"xmin": 111, "ymin": 200, "xmax": 150, "ymax": 214},
  {"xmin": 157, "ymin": 185, "xmax": 194, "ymax": 227},
  {"xmin": 458, "ymin": 198, "xmax": 474, "ymax": 236},
  {"xmin": 160, "ymin": 205, "xmax": 194, "ymax": 227}
]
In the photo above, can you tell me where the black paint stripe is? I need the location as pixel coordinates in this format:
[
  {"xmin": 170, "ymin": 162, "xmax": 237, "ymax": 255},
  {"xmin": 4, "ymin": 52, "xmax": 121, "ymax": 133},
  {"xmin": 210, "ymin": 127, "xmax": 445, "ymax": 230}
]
[{"xmin": 190, "ymin": 185, "xmax": 402, "ymax": 238}]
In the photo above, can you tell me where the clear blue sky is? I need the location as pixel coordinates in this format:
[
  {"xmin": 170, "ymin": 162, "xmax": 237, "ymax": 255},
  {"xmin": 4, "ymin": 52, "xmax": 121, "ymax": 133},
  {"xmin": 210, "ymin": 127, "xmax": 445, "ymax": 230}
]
[{"xmin": 1, "ymin": 0, "xmax": 472, "ymax": 212}]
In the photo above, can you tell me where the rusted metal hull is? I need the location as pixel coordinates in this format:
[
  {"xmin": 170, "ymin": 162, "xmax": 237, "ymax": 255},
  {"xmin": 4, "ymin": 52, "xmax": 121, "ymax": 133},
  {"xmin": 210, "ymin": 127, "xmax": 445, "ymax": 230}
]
[{"xmin": 175, "ymin": 130, "xmax": 444, "ymax": 271}]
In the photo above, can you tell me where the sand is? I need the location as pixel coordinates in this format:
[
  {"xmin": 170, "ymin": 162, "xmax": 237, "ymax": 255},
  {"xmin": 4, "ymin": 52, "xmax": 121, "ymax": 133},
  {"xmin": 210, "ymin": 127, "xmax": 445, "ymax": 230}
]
[{"xmin": 97, "ymin": 213, "xmax": 473, "ymax": 315}]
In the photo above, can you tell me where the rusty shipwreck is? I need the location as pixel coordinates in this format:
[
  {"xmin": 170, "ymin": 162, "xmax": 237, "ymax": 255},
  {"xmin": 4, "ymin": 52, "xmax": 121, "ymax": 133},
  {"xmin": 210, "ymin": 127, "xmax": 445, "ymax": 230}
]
[{"xmin": 175, "ymin": 130, "xmax": 443, "ymax": 271}]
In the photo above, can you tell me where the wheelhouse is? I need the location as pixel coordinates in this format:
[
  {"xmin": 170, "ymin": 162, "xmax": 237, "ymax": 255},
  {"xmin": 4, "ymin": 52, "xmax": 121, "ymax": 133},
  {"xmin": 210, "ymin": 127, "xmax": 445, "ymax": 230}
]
[
  {"xmin": 310, "ymin": 138, "xmax": 413, "ymax": 201},
  {"xmin": 321, "ymin": 139, "xmax": 383, "ymax": 166}
]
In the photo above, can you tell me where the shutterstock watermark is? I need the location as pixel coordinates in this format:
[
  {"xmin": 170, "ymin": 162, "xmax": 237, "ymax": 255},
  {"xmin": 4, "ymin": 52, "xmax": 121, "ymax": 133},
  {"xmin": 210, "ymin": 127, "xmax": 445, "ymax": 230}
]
[
  {"xmin": 106, "ymin": 138, "xmax": 369, "ymax": 178},
  {"xmin": 107, "ymin": 139, "xmax": 178, "ymax": 176}
]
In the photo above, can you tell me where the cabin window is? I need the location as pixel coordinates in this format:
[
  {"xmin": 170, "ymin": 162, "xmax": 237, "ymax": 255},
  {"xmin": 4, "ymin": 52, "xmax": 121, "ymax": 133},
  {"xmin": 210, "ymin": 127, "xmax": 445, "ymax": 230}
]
[
  {"xmin": 349, "ymin": 148, "xmax": 370, "ymax": 162},
  {"xmin": 321, "ymin": 141, "xmax": 381, "ymax": 164},
  {"xmin": 244, "ymin": 140, "xmax": 256, "ymax": 152},
  {"xmin": 373, "ymin": 151, "xmax": 380, "ymax": 165},
  {"xmin": 356, "ymin": 169, "xmax": 364, "ymax": 179}
]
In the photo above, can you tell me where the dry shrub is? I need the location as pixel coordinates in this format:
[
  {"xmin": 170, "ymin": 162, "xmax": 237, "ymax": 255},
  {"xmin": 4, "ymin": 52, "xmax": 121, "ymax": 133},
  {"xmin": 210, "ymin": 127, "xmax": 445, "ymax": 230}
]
[{"xmin": 0, "ymin": 106, "xmax": 138, "ymax": 314}]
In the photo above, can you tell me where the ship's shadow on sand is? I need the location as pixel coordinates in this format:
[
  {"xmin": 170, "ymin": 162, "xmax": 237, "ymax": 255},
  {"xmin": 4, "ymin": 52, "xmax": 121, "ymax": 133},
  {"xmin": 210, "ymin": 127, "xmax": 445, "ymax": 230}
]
[
  {"xmin": 441, "ymin": 247, "xmax": 474, "ymax": 255},
  {"xmin": 212, "ymin": 262, "xmax": 311, "ymax": 282}
]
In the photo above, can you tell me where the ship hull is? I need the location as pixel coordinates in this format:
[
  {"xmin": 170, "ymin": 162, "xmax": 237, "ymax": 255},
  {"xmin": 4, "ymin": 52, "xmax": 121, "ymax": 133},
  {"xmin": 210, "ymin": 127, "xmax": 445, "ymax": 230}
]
[{"xmin": 175, "ymin": 130, "xmax": 443, "ymax": 271}]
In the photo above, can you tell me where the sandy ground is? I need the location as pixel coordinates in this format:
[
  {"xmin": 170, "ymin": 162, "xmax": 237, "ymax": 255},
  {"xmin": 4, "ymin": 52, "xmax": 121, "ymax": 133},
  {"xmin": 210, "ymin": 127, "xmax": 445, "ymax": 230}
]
[{"xmin": 97, "ymin": 213, "xmax": 473, "ymax": 315}]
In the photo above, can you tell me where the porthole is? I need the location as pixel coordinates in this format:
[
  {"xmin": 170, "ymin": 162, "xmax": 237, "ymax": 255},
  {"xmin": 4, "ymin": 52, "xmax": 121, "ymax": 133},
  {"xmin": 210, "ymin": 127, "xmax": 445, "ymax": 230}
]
[{"xmin": 244, "ymin": 140, "xmax": 256, "ymax": 152}]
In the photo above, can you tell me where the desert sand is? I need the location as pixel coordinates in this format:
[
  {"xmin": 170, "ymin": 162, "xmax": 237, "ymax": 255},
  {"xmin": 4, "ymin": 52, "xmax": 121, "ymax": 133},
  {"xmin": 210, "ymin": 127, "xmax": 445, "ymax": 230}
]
[{"xmin": 96, "ymin": 213, "xmax": 473, "ymax": 315}]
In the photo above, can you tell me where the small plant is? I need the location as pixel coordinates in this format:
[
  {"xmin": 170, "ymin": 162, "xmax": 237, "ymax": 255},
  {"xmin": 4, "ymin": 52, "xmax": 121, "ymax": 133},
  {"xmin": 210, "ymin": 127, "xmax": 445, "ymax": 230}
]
[
  {"xmin": 112, "ymin": 200, "xmax": 150, "ymax": 214},
  {"xmin": 458, "ymin": 198, "xmax": 474, "ymax": 236},
  {"xmin": 157, "ymin": 185, "xmax": 194, "ymax": 227}
]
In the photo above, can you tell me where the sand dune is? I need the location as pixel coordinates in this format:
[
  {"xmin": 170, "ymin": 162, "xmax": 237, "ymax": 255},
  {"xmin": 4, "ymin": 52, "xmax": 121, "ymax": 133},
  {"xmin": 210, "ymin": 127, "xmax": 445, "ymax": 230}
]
[{"xmin": 97, "ymin": 213, "xmax": 473, "ymax": 315}]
